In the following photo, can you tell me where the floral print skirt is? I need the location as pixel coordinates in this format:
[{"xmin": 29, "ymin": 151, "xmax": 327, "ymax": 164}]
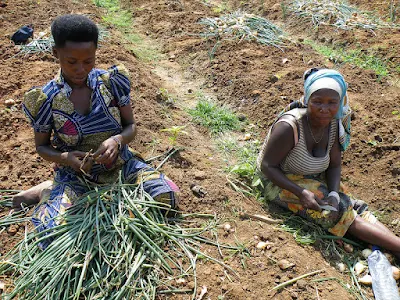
[{"xmin": 261, "ymin": 173, "xmax": 377, "ymax": 237}]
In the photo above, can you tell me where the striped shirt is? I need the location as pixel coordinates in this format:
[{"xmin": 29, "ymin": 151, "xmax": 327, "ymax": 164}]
[
  {"xmin": 257, "ymin": 108, "xmax": 337, "ymax": 175},
  {"xmin": 281, "ymin": 109, "xmax": 337, "ymax": 175}
]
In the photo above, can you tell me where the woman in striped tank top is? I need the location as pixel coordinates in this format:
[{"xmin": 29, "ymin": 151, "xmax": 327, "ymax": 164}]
[{"xmin": 257, "ymin": 68, "xmax": 400, "ymax": 257}]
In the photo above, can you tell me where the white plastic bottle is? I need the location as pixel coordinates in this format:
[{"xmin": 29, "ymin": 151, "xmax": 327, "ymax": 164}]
[{"xmin": 368, "ymin": 247, "xmax": 400, "ymax": 300}]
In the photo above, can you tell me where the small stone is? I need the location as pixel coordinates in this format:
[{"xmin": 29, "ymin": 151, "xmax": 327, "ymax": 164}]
[
  {"xmin": 282, "ymin": 58, "xmax": 289, "ymax": 64},
  {"xmin": 374, "ymin": 135, "xmax": 383, "ymax": 142},
  {"xmin": 296, "ymin": 279, "xmax": 307, "ymax": 290},
  {"xmin": 5, "ymin": 99, "xmax": 16, "ymax": 107},
  {"xmin": 194, "ymin": 171, "xmax": 207, "ymax": 180},
  {"xmin": 237, "ymin": 114, "xmax": 246, "ymax": 121},
  {"xmin": 187, "ymin": 281, "xmax": 195, "ymax": 290},
  {"xmin": 7, "ymin": 225, "xmax": 18, "ymax": 236},
  {"xmin": 307, "ymin": 59, "xmax": 314, "ymax": 66},
  {"xmin": 168, "ymin": 54, "xmax": 176, "ymax": 61},
  {"xmin": 277, "ymin": 259, "xmax": 295, "ymax": 270},
  {"xmin": 176, "ymin": 278, "xmax": 186, "ymax": 285},
  {"xmin": 269, "ymin": 75, "xmax": 279, "ymax": 83},
  {"xmin": 190, "ymin": 184, "xmax": 207, "ymax": 197},
  {"xmin": 271, "ymin": 3, "xmax": 281, "ymax": 11},
  {"xmin": 251, "ymin": 90, "xmax": 261, "ymax": 96},
  {"xmin": 223, "ymin": 223, "xmax": 231, "ymax": 232},
  {"xmin": 244, "ymin": 133, "xmax": 251, "ymax": 141}
]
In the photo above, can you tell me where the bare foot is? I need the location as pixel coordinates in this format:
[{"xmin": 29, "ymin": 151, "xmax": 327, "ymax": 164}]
[{"xmin": 12, "ymin": 180, "xmax": 52, "ymax": 210}]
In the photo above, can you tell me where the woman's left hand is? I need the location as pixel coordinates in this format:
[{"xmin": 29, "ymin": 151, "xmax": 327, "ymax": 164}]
[
  {"xmin": 325, "ymin": 195, "xmax": 339, "ymax": 208},
  {"xmin": 93, "ymin": 138, "xmax": 119, "ymax": 165}
]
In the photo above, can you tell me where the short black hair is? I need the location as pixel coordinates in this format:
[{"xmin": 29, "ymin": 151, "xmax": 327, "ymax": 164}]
[{"xmin": 51, "ymin": 14, "xmax": 99, "ymax": 48}]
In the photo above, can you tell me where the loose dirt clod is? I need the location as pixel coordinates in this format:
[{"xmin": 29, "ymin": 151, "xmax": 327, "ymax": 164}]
[
  {"xmin": 7, "ymin": 225, "xmax": 18, "ymax": 236},
  {"xmin": 278, "ymin": 259, "xmax": 295, "ymax": 270}
]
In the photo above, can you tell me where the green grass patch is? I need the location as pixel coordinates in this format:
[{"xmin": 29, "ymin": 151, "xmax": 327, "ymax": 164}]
[
  {"xmin": 124, "ymin": 33, "xmax": 160, "ymax": 62},
  {"xmin": 93, "ymin": 0, "xmax": 132, "ymax": 28},
  {"xmin": 92, "ymin": 0, "xmax": 160, "ymax": 63},
  {"xmin": 216, "ymin": 134, "xmax": 264, "ymax": 199},
  {"xmin": 188, "ymin": 98, "xmax": 241, "ymax": 134},
  {"xmin": 305, "ymin": 40, "xmax": 390, "ymax": 79}
]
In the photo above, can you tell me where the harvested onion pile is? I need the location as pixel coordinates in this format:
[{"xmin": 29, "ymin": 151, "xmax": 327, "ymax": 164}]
[
  {"xmin": 199, "ymin": 10, "xmax": 285, "ymax": 50},
  {"xmin": 0, "ymin": 182, "xmax": 232, "ymax": 299},
  {"xmin": 290, "ymin": 0, "xmax": 399, "ymax": 30}
]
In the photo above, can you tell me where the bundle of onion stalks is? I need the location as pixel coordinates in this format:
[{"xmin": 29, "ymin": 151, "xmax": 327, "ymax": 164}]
[
  {"xmin": 289, "ymin": 0, "xmax": 399, "ymax": 30},
  {"xmin": 199, "ymin": 10, "xmax": 285, "ymax": 50},
  {"xmin": 0, "ymin": 182, "xmax": 233, "ymax": 299}
]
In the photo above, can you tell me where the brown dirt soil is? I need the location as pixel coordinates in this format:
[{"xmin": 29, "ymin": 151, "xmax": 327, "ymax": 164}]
[{"xmin": 0, "ymin": 0, "xmax": 399, "ymax": 299}]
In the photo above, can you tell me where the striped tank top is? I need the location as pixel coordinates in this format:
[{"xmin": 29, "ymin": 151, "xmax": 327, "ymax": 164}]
[{"xmin": 257, "ymin": 108, "xmax": 337, "ymax": 175}]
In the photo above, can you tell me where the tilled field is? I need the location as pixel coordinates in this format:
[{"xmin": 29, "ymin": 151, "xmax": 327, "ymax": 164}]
[{"xmin": 0, "ymin": 0, "xmax": 399, "ymax": 299}]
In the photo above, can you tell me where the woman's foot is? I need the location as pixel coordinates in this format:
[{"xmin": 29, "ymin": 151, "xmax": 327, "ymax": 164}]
[{"xmin": 12, "ymin": 180, "xmax": 52, "ymax": 210}]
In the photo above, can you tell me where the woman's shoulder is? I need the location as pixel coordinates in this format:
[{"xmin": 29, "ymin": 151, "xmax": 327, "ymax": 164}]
[
  {"xmin": 97, "ymin": 64, "xmax": 130, "ymax": 88},
  {"xmin": 23, "ymin": 80, "xmax": 58, "ymax": 118},
  {"xmin": 280, "ymin": 107, "xmax": 307, "ymax": 120}
]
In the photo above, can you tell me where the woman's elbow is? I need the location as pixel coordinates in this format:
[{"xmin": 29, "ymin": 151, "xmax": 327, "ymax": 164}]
[{"xmin": 260, "ymin": 161, "xmax": 271, "ymax": 179}]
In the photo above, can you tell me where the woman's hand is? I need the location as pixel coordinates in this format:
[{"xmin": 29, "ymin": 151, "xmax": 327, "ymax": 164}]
[
  {"xmin": 93, "ymin": 137, "xmax": 119, "ymax": 165},
  {"xmin": 325, "ymin": 195, "xmax": 340, "ymax": 211},
  {"xmin": 61, "ymin": 151, "xmax": 87, "ymax": 172},
  {"xmin": 299, "ymin": 189, "xmax": 328, "ymax": 211}
]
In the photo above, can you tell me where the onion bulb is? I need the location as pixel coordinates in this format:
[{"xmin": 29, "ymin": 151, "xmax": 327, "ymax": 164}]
[
  {"xmin": 393, "ymin": 266, "xmax": 400, "ymax": 280},
  {"xmin": 337, "ymin": 262, "xmax": 346, "ymax": 273},
  {"xmin": 361, "ymin": 248, "xmax": 372, "ymax": 259},
  {"xmin": 354, "ymin": 262, "xmax": 366, "ymax": 275},
  {"xmin": 359, "ymin": 274, "xmax": 372, "ymax": 285}
]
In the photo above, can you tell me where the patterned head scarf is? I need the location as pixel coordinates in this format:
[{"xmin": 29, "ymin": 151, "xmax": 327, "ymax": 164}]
[{"xmin": 279, "ymin": 68, "xmax": 351, "ymax": 151}]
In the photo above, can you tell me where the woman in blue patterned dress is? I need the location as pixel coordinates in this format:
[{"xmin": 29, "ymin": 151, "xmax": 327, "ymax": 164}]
[{"xmin": 15, "ymin": 14, "xmax": 179, "ymax": 249}]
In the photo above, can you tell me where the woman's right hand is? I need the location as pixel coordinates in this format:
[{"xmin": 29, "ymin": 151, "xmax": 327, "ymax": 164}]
[
  {"xmin": 61, "ymin": 151, "xmax": 87, "ymax": 172},
  {"xmin": 299, "ymin": 189, "xmax": 327, "ymax": 211}
]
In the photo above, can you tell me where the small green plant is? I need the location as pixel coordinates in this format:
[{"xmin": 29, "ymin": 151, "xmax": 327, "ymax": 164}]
[
  {"xmin": 281, "ymin": 2, "xmax": 288, "ymax": 20},
  {"xmin": 125, "ymin": 33, "xmax": 160, "ymax": 63},
  {"xmin": 93, "ymin": 0, "xmax": 132, "ymax": 28},
  {"xmin": 226, "ymin": 238, "xmax": 251, "ymax": 269},
  {"xmin": 389, "ymin": 0, "xmax": 399, "ymax": 22},
  {"xmin": 157, "ymin": 88, "xmax": 177, "ymax": 106},
  {"xmin": 160, "ymin": 126, "xmax": 188, "ymax": 146},
  {"xmin": 305, "ymin": 40, "xmax": 390, "ymax": 79},
  {"xmin": 188, "ymin": 98, "xmax": 241, "ymax": 134},
  {"xmin": 93, "ymin": 0, "xmax": 160, "ymax": 63},
  {"xmin": 212, "ymin": 1, "xmax": 230, "ymax": 13}
]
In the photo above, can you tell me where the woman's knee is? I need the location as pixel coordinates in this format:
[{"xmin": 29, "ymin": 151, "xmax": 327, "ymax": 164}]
[{"xmin": 154, "ymin": 191, "xmax": 179, "ymax": 209}]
